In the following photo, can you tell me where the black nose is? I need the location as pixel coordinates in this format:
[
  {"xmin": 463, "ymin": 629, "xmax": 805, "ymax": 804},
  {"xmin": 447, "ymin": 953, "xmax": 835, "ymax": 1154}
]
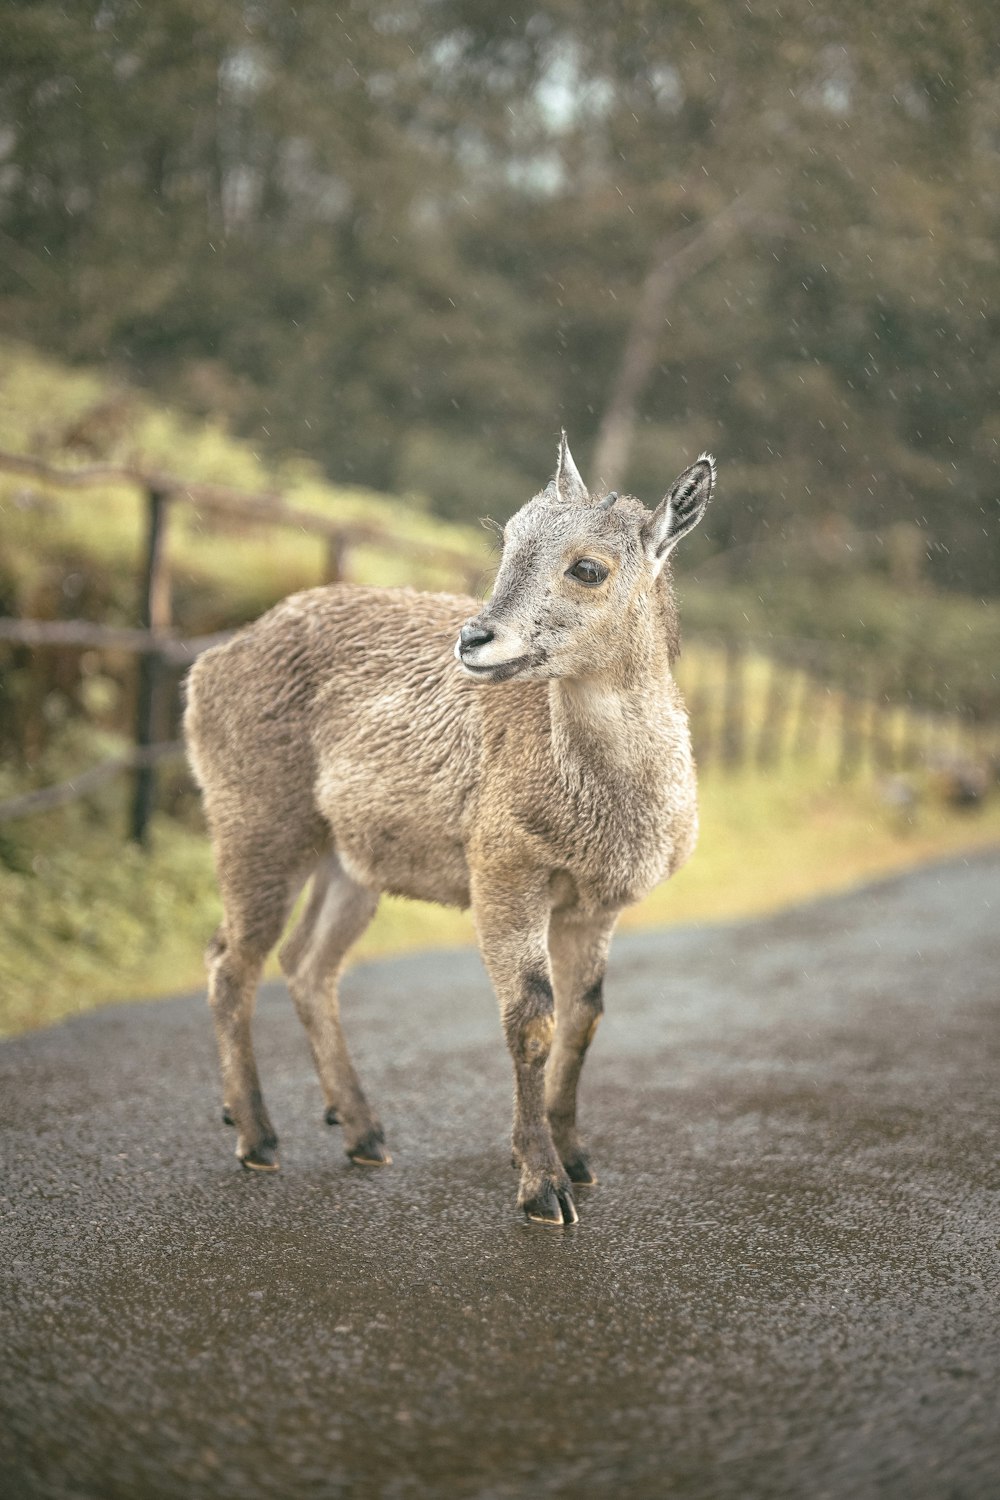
[{"xmin": 460, "ymin": 622, "xmax": 494, "ymax": 651}]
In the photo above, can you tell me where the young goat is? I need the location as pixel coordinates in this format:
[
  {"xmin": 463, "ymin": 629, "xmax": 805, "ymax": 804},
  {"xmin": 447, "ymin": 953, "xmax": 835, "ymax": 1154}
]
[{"xmin": 184, "ymin": 435, "xmax": 714, "ymax": 1225}]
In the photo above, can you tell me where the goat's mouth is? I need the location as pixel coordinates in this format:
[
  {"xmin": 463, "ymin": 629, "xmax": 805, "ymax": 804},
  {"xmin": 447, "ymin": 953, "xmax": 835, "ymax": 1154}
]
[{"xmin": 454, "ymin": 643, "xmax": 538, "ymax": 683}]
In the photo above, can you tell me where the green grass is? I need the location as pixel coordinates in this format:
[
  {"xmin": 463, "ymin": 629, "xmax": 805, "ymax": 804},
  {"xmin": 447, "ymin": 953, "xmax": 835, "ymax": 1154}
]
[
  {"xmin": 0, "ymin": 341, "xmax": 489, "ymax": 630},
  {"xmin": 680, "ymin": 568, "xmax": 1000, "ymax": 722},
  {"xmin": 1, "ymin": 341, "xmax": 998, "ymax": 1039},
  {"xmin": 2, "ymin": 754, "xmax": 997, "ymax": 1038}
]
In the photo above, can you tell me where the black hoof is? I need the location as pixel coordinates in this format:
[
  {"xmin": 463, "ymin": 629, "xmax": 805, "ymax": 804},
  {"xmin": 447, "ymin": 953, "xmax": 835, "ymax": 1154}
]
[
  {"xmin": 521, "ymin": 1181, "xmax": 578, "ymax": 1226},
  {"xmin": 324, "ymin": 1105, "xmax": 341, "ymax": 1126},
  {"xmin": 222, "ymin": 1107, "xmax": 235, "ymax": 1127},
  {"xmin": 347, "ymin": 1128, "xmax": 392, "ymax": 1167},
  {"xmin": 558, "ymin": 1188, "xmax": 580, "ymax": 1225},
  {"xmin": 240, "ymin": 1141, "xmax": 279, "ymax": 1172},
  {"xmin": 564, "ymin": 1154, "xmax": 598, "ymax": 1187}
]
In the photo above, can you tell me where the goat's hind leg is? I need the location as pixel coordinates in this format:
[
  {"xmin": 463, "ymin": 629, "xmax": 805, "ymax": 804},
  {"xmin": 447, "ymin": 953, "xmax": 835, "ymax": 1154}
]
[
  {"xmin": 208, "ymin": 856, "xmax": 310, "ymax": 1170},
  {"xmin": 279, "ymin": 853, "xmax": 388, "ymax": 1166}
]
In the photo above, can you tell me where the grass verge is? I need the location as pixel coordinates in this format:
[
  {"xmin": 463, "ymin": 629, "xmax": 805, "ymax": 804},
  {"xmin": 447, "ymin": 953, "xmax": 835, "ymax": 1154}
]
[{"xmin": 2, "ymin": 762, "xmax": 997, "ymax": 1038}]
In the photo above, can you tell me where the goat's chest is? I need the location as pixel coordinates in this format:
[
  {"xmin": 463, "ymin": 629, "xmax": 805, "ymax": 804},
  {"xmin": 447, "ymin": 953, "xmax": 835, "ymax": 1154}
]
[
  {"xmin": 499, "ymin": 730, "xmax": 698, "ymax": 912},
  {"xmin": 575, "ymin": 764, "xmax": 697, "ymax": 908}
]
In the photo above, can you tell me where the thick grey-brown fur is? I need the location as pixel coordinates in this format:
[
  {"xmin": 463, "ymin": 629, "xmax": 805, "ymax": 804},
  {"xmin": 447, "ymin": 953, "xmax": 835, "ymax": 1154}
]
[{"xmin": 184, "ymin": 434, "xmax": 714, "ymax": 1224}]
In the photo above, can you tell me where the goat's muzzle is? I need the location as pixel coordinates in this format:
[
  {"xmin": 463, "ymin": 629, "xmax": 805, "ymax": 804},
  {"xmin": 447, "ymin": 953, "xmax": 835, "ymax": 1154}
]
[{"xmin": 455, "ymin": 614, "xmax": 532, "ymax": 682}]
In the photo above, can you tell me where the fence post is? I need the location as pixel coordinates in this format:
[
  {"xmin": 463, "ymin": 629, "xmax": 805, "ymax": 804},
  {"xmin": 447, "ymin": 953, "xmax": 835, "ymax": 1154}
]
[
  {"xmin": 130, "ymin": 486, "xmax": 171, "ymax": 846},
  {"xmin": 756, "ymin": 656, "xmax": 790, "ymax": 769},
  {"xmin": 838, "ymin": 675, "xmax": 865, "ymax": 782},
  {"xmin": 899, "ymin": 694, "xmax": 920, "ymax": 769},
  {"xmin": 685, "ymin": 664, "xmax": 712, "ymax": 768},
  {"xmin": 324, "ymin": 532, "xmax": 349, "ymax": 584},
  {"xmin": 791, "ymin": 653, "xmax": 817, "ymax": 763},
  {"xmin": 721, "ymin": 640, "xmax": 745, "ymax": 769},
  {"xmin": 870, "ymin": 681, "xmax": 896, "ymax": 772}
]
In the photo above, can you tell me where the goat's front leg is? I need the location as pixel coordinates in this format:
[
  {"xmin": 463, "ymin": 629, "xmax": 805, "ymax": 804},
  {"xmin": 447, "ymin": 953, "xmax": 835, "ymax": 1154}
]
[
  {"xmin": 472, "ymin": 877, "xmax": 576, "ymax": 1226},
  {"xmin": 545, "ymin": 907, "xmax": 619, "ymax": 1186}
]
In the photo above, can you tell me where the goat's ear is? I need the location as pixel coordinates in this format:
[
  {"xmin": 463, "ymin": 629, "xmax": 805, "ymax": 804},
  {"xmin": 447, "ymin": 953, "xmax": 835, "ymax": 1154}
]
[
  {"xmin": 544, "ymin": 429, "xmax": 589, "ymax": 505},
  {"xmin": 642, "ymin": 453, "xmax": 714, "ymax": 572}
]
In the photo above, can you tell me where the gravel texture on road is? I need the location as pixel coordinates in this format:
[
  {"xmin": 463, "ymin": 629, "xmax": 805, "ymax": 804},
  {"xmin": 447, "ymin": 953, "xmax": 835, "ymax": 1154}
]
[{"xmin": 2, "ymin": 851, "xmax": 999, "ymax": 1499}]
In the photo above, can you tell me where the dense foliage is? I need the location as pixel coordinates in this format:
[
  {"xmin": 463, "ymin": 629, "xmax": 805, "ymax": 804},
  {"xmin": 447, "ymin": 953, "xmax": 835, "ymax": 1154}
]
[{"xmin": 1, "ymin": 0, "xmax": 998, "ymax": 588}]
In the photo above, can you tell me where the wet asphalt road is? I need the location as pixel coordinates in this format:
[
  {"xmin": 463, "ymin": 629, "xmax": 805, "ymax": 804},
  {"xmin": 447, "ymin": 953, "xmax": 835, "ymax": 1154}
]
[{"xmin": 2, "ymin": 852, "xmax": 999, "ymax": 1500}]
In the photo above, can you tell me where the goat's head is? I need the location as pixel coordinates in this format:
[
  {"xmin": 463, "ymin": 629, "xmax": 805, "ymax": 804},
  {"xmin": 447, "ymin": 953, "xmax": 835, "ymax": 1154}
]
[{"xmin": 456, "ymin": 432, "xmax": 714, "ymax": 684}]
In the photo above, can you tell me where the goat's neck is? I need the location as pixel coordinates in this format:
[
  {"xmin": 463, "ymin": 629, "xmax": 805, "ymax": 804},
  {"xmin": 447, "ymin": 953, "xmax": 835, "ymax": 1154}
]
[{"xmin": 548, "ymin": 648, "xmax": 676, "ymax": 781}]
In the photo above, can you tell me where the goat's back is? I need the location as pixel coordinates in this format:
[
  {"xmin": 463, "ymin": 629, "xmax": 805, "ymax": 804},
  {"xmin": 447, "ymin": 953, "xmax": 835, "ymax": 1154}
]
[{"xmin": 184, "ymin": 585, "xmax": 485, "ymax": 904}]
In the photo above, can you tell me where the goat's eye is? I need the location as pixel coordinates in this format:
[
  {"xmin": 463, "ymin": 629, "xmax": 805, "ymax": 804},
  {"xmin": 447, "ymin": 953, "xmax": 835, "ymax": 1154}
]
[{"xmin": 567, "ymin": 558, "xmax": 609, "ymax": 586}]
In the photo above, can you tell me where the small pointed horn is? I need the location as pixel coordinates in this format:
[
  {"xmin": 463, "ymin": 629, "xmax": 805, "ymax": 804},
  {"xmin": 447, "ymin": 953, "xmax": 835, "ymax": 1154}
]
[
  {"xmin": 596, "ymin": 491, "xmax": 618, "ymax": 512},
  {"xmin": 553, "ymin": 430, "xmax": 588, "ymax": 505}
]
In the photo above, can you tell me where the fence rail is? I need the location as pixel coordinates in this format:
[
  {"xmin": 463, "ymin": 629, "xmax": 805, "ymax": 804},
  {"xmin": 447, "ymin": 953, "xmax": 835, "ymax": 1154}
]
[
  {"xmin": 2, "ymin": 448, "xmax": 997, "ymax": 839},
  {"xmin": 0, "ymin": 446, "xmax": 482, "ymax": 843},
  {"xmin": 4, "ymin": 616, "xmax": 997, "ymax": 831},
  {"xmin": 0, "ymin": 448, "xmax": 478, "ymax": 573},
  {"xmin": 0, "ymin": 617, "xmax": 235, "ymax": 663},
  {"xmin": 0, "ymin": 741, "xmax": 184, "ymax": 823},
  {"xmin": 673, "ymin": 639, "xmax": 998, "ymax": 785}
]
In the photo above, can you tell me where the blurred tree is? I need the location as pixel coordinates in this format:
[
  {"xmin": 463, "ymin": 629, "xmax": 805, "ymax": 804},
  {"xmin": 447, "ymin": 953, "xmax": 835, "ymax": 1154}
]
[{"xmin": 0, "ymin": 0, "xmax": 998, "ymax": 589}]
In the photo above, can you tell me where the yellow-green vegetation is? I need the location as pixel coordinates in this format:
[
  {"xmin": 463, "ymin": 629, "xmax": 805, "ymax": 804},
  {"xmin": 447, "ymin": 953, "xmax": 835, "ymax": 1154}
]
[
  {"xmin": 2, "ymin": 747, "xmax": 998, "ymax": 1038},
  {"xmin": 2, "ymin": 345, "xmax": 998, "ymax": 1039},
  {"xmin": 0, "ymin": 343, "xmax": 489, "ymax": 631},
  {"xmin": 680, "ymin": 570, "xmax": 1000, "ymax": 723},
  {"xmin": 622, "ymin": 764, "xmax": 1000, "ymax": 935}
]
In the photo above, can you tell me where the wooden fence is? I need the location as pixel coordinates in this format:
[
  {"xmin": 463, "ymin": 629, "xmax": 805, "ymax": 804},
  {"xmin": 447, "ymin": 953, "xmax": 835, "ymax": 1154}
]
[
  {"xmin": 1, "ymin": 449, "xmax": 996, "ymax": 840},
  {"xmin": 674, "ymin": 638, "xmax": 998, "ymax": 785},
  {"xmin": 0, "ymin": 449, "xmax": 481, "ymax": 843}
]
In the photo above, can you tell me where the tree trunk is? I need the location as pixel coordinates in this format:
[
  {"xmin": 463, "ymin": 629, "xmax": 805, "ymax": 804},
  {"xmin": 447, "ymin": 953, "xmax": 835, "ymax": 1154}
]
[{"xmin": 591, "ymin": 199, "xmax": 761, "ymax": 491}]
